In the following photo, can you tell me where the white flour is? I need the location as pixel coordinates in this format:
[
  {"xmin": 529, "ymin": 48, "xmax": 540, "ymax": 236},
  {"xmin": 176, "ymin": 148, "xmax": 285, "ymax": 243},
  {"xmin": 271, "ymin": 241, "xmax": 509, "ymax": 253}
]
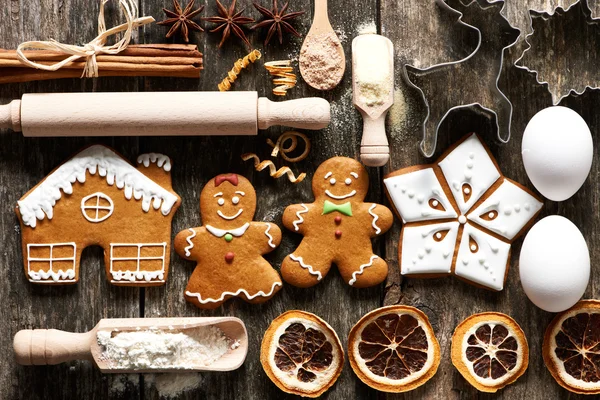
[
  {"xmin": 97, "ymin": 326, "xmax": 231, "ymax": 370},
  {"xmin": 354, "ymin": 35, "xmax": 393, "ymax": 107},
  {"xmin": 146, "ymin": 373, "xmax": 204, "ymax": 398}
]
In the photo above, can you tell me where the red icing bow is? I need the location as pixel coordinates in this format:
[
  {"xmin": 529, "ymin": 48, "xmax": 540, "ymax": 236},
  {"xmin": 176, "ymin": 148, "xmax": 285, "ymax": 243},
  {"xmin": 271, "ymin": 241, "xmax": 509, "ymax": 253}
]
[{"xmin": 215, "ymin": 174, "xmax": 239, "ymax": 187}]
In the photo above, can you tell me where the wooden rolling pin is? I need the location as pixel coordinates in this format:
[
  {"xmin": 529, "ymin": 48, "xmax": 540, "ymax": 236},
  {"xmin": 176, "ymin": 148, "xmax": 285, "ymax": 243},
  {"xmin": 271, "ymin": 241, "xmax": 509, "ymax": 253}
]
[
  {"xmin": 13, "ymin": 317, "xmax": 247, "ymax": 373},
  {"xmin": 0, "ymin": 92, "xmax": 330, "ymax": 136}
]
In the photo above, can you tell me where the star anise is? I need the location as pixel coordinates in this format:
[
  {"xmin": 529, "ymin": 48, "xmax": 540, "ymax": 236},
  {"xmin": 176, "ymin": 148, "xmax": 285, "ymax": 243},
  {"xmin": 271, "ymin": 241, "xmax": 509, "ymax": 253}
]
[
  {"xmin": 157, "ymin": 0, "xmax": 204, "ymax": 43},
  {"xmin": 203, "ymin": 0, "xmax": 255, "ymax": 48},
  {"xmin": 251, "ymin": 0, "xmax": 305, "ymax": 45}
]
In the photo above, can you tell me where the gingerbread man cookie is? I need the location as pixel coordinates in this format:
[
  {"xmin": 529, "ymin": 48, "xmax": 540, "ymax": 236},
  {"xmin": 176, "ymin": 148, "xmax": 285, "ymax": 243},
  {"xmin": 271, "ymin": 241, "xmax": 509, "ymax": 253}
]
[
  {"xmin": 281, "ymin": 157, "xmax": 393, "ymax": 288},
  {"xmin": 174, "ymin": 174, "xmax": 282, "ymax": 309}
]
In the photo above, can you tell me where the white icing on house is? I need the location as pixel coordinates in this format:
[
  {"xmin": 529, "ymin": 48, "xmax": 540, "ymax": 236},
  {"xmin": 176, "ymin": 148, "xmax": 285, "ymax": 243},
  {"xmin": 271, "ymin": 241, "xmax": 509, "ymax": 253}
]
[
  {"xmin": 109, "ymin": 242, "xmax": 167, "ymax": 283},
  {"xmin": 384, "ymin": 168, "xmax": 458, "ymax": 223},
  {"xmin": 467, "ymin": 179, "xmax": 543, "ymax": 240},
  {"xmin": 401, "ymin": 222, "xmax": 459, "ymax": 275},
  {"xmin": 27, "ymin": 242, "xmax": 77, "ymax": 283},
  {"xmin": 81, "ymin": 192, "xmax": 114, "ymax": 223},
  {"xmin": 137, "ymin": 153, "xmax": 172, "ymax": 172},
  {"xmin": 18, "ymin": 145, "xmax": 179, "ymax": 228},
  {"xmin": 438, "ymin": 133, "xmax": 501, "ymax": 214},
  {"xmin": 454, "ymin": 224, "xmax": 510, "ymax": 291}
]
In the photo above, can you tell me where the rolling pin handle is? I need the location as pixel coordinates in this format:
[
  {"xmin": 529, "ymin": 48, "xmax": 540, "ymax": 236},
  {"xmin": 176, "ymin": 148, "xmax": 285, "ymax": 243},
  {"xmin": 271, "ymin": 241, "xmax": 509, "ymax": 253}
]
[
  {"xmin": 14, "ymin": 329, "xmax": 95, "ymax": 365},
  {"xmin": 0, "ymin": 100, "xmax": 22, "ymax": 132},
  {"xmin": 257, "ymin": 97, "xmax": 330, "ymax": 130},
  {"xmin": 360, "ymin": 114, "xmax": 389, "ymax": 167}
]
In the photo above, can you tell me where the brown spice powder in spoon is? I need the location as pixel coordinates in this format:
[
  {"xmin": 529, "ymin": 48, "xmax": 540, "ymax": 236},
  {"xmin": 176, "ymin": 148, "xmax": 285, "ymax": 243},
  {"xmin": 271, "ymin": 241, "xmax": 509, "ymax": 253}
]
[{"xmin": 299, "ymin": 31, "xmax": 344, "ymax": 90}]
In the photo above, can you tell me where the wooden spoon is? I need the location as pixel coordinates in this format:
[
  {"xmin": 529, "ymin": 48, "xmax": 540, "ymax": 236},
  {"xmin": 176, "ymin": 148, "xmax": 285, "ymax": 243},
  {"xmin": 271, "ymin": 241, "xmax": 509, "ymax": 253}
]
[
  {"xmin": 352, "ymin": 34, "xmax": 394, "ymax": 167},
  {"xmin": 299, "ymin": 0, "xmax": 345, "ymax": 91},
  {"xmin": 13, "ymin": 317, "xmax": 247, "ymax": 373}
]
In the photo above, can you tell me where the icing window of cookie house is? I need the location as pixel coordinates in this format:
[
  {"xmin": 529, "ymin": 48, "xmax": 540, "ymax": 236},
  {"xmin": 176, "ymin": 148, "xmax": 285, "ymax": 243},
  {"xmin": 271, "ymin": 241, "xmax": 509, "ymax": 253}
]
[
  {"xmin": 81, "ymin": 192, "xmax": 114, "ymax": 223},
  {"xmin": 109, "ymin": 243, "xmax": 167, "ymax": 283},
  {"xmin": 27, "ymin": 243, "xmax": 77, "ymax": 282}
]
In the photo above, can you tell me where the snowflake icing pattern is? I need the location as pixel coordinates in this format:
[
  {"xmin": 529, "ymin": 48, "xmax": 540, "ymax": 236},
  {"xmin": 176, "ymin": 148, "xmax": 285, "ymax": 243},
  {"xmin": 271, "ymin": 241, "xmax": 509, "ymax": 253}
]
[{"xmin": 384, "ymin": 134, "xmax": 543, "ymax": 291}]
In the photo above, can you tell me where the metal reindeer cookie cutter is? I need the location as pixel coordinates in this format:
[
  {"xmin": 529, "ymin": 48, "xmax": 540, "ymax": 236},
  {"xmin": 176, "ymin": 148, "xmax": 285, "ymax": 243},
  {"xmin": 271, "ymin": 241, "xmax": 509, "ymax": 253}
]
[
  {"xmin": 404, "ymin": 0, "xmax": 520, "ymax": 158},
  {"xmin": 515, "ymin": 0, "xmax": 600, "ymax": 105}
]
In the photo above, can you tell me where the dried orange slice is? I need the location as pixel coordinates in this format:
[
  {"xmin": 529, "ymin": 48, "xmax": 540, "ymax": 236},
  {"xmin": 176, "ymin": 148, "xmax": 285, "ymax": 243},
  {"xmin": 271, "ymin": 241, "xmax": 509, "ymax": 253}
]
[
  {"xmin": 260, "ymin": 310, "xmax": 343, "ymax": 397},
  {"xmin": 543, "ymin": 299, "xmax": 600, "ymax": 394},
  {"xmin": 348, "ymin": 305, "xmax": 440, "ymax": 392},
  {"xmin": 451, "ymin": 312, "xmax": 528, "ymax": 392}
]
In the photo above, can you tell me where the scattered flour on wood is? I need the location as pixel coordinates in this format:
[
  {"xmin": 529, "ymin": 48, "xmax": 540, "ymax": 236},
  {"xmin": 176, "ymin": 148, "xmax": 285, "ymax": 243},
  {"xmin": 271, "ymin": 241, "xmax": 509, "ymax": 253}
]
[
  {"xmin": 97, "ymin": 326, "xmax": 231, "ymax": 370},
  {"xmin": 388, "ymin": 87, "xmax": 413, "ymax": 142},
  {"xmin": 330, "ymin": 86, "xmax": 357, "ymax": 132},
  {"xmin": 356, "ymin": 21, "xmax": 377, "ymax": 35},
  {"xmin": 108, "ymin": 374, "xmax": 138, "ymax": 395},
  {"xmin": 146, "ymin": 373, "xmax": 204, "ymax": 398}
]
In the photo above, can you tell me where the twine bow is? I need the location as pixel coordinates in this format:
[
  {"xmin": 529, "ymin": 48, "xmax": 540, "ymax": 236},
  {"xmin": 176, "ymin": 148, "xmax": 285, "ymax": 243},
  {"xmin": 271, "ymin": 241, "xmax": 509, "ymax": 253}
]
[{"xmin": 16, "ymin": 0, "xmax": 155, "ymax": 78}]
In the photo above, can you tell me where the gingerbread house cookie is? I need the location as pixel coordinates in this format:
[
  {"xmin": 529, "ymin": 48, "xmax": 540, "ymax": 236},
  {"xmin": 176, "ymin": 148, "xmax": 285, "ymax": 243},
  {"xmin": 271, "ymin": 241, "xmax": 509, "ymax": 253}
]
[
  {"xmin": 174, "ymin": 173, "xmax": 283, "ymax": 310},
  {"xmin": 16, "ymin": 145, "xmax": 181, "ymax": 286},
  {"xmin": 383, "ymin": 133, "xmax": 543, "ymax": 290}
]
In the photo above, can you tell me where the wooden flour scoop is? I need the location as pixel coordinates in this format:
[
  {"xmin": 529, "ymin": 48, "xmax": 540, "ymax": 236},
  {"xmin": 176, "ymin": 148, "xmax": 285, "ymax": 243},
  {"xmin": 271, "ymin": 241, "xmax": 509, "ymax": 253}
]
[
  {"xmin": 352, "ymin": 34, "xmax": 394, "ymax": 167},
  {"xmin": 13, "ymin": 317, "xmax": 247, "ymax": 373}
]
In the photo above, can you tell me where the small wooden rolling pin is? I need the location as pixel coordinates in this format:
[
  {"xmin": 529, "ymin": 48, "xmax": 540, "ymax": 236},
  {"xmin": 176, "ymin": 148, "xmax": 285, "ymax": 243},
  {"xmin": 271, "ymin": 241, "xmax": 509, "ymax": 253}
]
[
  {"xmin": 0, "ymin": 91, "xmax": 330, "ymax": 136},
  {"xmin": 13, "ymin": 317, "xmax": 247, "ymax": 373}
]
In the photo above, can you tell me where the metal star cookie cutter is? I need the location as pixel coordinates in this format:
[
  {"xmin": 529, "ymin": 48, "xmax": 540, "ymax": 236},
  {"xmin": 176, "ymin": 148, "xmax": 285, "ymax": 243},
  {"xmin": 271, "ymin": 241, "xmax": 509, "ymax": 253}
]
[
  {"xmin": 404, "ymin": 0, "xmax": 520, "ymax": 158},
  {"xmin": 515, "ymin": 0, "xmax": 600, "ymax": 105}
]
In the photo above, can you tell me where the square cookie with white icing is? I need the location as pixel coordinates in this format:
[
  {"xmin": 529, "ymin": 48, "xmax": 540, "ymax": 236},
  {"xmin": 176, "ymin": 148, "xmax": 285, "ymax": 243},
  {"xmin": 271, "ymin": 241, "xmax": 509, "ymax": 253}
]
[{"xmin": 384, "ymin": 133, "xmax": 543, "ymax": 291}]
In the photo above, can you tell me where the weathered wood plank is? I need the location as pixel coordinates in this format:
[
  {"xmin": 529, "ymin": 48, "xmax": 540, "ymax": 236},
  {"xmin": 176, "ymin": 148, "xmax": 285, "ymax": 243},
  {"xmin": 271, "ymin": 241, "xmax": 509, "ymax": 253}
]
[
  {"xmin": 382, "ymin": 1, "xmax": 599, "ymax": 399},
  {"xmin": 0, "ymin": 1, "xmax": 142, "ymax": 399},
  {"xmin": 140, "ymin": 0, "xmax": 382, "ymax": 398},
  {"xmin": 3, "ymin": 0, "xmax": 599, "ymax": 399}
]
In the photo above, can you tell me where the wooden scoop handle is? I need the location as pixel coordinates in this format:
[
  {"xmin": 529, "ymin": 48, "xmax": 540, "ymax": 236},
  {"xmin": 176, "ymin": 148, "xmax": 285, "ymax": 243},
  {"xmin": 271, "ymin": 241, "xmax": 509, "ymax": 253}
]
[
  {"xmin": 14, "ymin": 329, "xmax": 95, "ymax": 365},
  {"xmin": 360, "ymin": 114, "xmax": 389, "ymax": 167}
]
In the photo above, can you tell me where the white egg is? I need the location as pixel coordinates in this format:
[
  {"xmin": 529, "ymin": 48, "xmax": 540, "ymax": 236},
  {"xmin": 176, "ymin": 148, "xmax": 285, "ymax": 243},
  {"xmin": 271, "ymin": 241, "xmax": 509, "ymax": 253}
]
[
  {"xmin": 519, "ymin": 215, "xmax": 589, "ymax": 312},
  {"xmin": 522, "ymin": 106, "xmax": 593, "ymax": 201}
]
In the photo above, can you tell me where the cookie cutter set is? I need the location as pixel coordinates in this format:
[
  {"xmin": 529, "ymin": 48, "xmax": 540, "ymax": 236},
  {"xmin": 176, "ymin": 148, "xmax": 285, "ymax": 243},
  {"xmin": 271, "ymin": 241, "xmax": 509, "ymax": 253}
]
[
  {"xmin": 515, "ymin": 0, "xmax": 600, "ymax": 105},
  {"xmin": 405, "ymin": 0, "xmax": 593, "ymax": 157}
]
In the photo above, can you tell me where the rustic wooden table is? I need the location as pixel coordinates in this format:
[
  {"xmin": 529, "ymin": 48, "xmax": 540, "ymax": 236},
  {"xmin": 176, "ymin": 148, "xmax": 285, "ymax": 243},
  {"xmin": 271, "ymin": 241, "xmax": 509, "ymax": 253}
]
[{"xmin": 1, "ymin": 0, "xmax": 598, "ymax": 399}]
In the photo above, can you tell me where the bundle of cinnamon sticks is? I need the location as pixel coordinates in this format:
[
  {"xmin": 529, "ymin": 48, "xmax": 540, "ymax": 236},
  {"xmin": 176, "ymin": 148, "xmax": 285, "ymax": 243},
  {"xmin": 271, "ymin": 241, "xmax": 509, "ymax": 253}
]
[{"xmin": 0, "ymin": 44, "xmax": 203, "ymax": 84}]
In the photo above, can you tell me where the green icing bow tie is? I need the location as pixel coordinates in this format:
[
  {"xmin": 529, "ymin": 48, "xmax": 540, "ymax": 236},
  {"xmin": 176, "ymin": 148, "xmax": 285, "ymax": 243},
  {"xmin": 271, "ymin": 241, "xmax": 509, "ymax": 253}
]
[{"xmin": 322, "ymin": 200, "xmax": 353, "ymax": 216}]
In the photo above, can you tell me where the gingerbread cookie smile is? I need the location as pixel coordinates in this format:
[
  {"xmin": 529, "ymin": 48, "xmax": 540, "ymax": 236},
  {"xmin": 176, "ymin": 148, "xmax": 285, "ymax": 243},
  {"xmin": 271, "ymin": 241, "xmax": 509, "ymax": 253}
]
[
  {"xmin": 324, "ymin": 171, "xmax": 359, "ymax": 200},
  {"xmin": 175, "ymin": 173, "xmax": 283, "ymax": 309}
]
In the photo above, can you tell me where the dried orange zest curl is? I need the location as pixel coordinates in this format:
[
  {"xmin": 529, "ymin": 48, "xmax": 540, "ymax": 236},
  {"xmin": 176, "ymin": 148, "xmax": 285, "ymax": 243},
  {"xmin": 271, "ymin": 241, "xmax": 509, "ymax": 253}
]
[
  {"xmin": 241, "ymin": 153, "xmax": 306, "ymax": 183},
  {"xmin": 267, "ymin": 131, "xmax": 310, "ymax": 163},
  {"xmin": 218, "ymin": 49, "xmax": 261, "ymax": 91},
  {"xmin": 264, "ymin": 60, "xmax": 297, "ymax": 96}
]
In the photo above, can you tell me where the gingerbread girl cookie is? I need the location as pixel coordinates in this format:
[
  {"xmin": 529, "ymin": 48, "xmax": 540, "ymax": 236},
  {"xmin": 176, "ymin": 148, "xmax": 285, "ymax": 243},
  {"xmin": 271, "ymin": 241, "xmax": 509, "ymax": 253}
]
[
  {"xmin": 281, "ymin": 157, "xmax": 393, "ymax": 288},
  {"xmin": 174, "ymin": 174, "xmax": 282, "ymax": 309}
]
